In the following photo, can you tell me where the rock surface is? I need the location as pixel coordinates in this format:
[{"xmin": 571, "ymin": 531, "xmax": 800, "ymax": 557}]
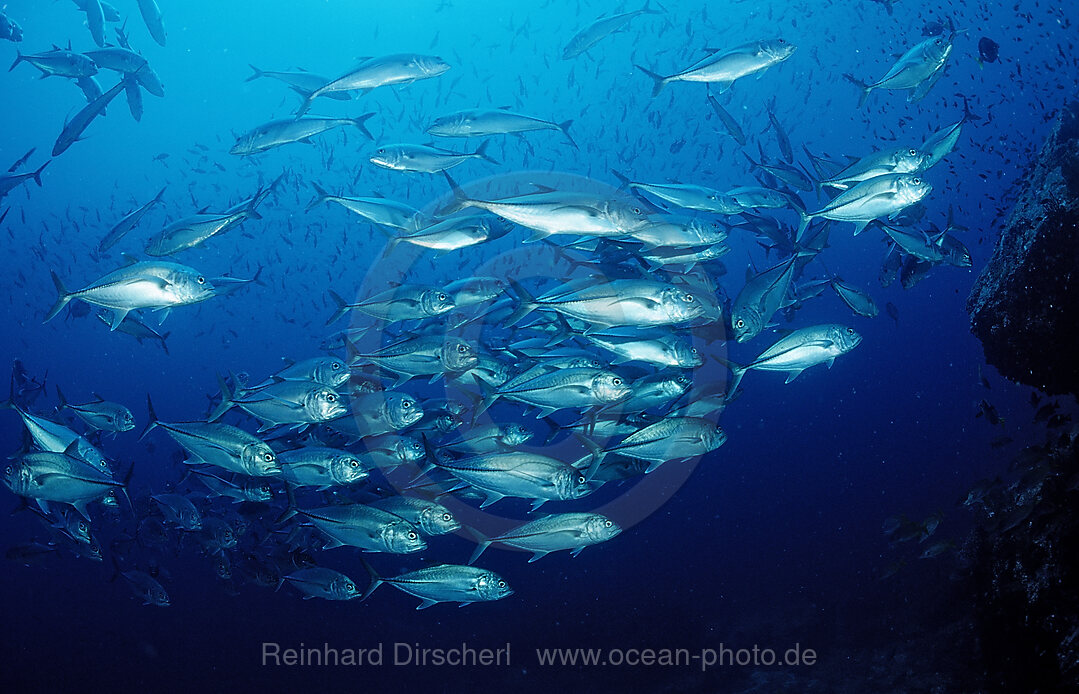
[{"xmin": 968, "ymin": 101, "xmax": 1079, "ymax": 396}]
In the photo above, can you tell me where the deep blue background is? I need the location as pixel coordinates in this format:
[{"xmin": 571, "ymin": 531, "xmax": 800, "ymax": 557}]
[{"xmin": 1, "ymin": 0, "xmax": 1075, "ymax": 691}]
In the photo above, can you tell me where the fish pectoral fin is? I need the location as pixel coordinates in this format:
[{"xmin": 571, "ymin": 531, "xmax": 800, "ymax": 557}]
[
  {"xmin": 826, "ymin": 357, "xmax": 836, "ymax": 369},
  {"xmin": 644, "ymin": 460, "xmax": 665, "ymax": 473},
  {"xmin": 569, "ymin": 547, "xmax": 586, "ymax": 558},
  {"xmin": 783, "ymin": 369, "xmax": 806, "ymax": 384},
  {"xmin": 529, "ymin": 498, "xmax": 547, "ymax": 512},
  {"xmin": 479, "ymin": 491, "xmax": 505, "ymax": 508},
  {"xmin": 107, "ymin": 308, "xmax": 130, "ymax": 330},
  {"xmin": 528, "ymin": 551, "xmax": 551, "ymax": 563},
  {"xmin": 416, "ymin": 599, "xmax": 439, "ymax": 610}
]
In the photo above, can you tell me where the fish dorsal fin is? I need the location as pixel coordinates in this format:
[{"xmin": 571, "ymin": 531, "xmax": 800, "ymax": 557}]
[{"xmin": 120, "ymin": 253, "xmax": 140, "ymax": 266}]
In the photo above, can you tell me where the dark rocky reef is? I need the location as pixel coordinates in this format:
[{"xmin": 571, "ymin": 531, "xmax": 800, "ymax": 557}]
[{"xmin": 968, "ymin": 101, "xmax": 1079, "ymax": 396}]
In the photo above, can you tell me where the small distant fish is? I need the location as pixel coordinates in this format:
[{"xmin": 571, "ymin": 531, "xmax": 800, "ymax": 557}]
[
  {"xmin": 977, "ymin": 37, "xmax": 1000, "ymax": 66},
  {"xmin": 975, "ymin": 399, "xmax": 1004, "ymax": 427}
]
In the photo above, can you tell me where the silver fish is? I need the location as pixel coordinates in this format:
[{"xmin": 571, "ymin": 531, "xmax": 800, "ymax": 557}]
[
  {"xmin": 470, "ymin": 513, "xmax": 622, "ymax": 563},
  {"xmin": 637, "ymin": 39, "xmax": 796, "ymax": 96},
  {"xmin": 727, "ymin": 324, "xmax": 863, "ymax": 394},
  {"xmin": 361, "ymin": 562, "xmax": 513, "ymax": 609}
]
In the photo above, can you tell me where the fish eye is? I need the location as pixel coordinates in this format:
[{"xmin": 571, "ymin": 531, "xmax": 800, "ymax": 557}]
[
  {"xmin": 377, "ymin": 148, "xmax": 385, "ymax": 154},
  {"xmin": 498, "ymin": 580, "xmax": 506, "ymax": 588},
  {"xmin": 684, "ymin": 294, "xmax": 695, "ymax": 302},
  {"xmin": 79, "ymin": 522, "xmax": 87, "ymax": 532},
  {"xmin": 442, "ymin": 513, "xmax": 452, "ymax": 521},
  {"xmin": 612, "ymin": 377, "xmax": 622, "ymax": 385},
  {"xmin": 691, "ymin": 348, "xmax": 699, "ymax": 355},
  {"xmin": 778, "ymin": 38, "xmax": 786, "ymax": 43},
  {"xmin": 438, "ymin": 293, "xmax": 447, "ymax": 301},
  {"xmin": 350, "ymin": 460, "xmax": 359, "ymax": 468},
  {"xmin": 346, "ymin": 582, "xmax": 355, "ymax": 591},
  {"xmin": 632, "ymin": 207, "xmax": 642, "ymax": 215},
  {"xmin": 408, "ymin": 532, "xmax": 417, "ymax": 540},
  {"xmin": 577, "ymin": 475, "xmax": 586, "ymax": 484},
  {"xmin": 909, "ymin": 149, "xmax": 918, "ymax": 156},
  {"xmin": 402, "ymin": 401, "xmax": 411, "ymax": 408},
  {"xmin": 264, "ymin": 453, "xmax": 274, "ymax": 462},
  {"xmin": 327, "ymin": 393, "xmax": 337, "ymax": 402},
  {"xmin": 197, "ymin": 276, "xmax": 205, "ymax": 284},
  {"xmin": 735, "ymin": 319, "xmax": 745, "ymax": 328},
  {"xmin": 331, "ymin": 362, "xmax": 341, "ymax": 370},
  {"xmin": 457, "ymin": 344, "xmax": 466, "ymax": 352},
  {"xmin": 847, "ymin": 328, "xmax": 855, "ymax": 334},
  {"xmin": 912, "ymin": 177, "xmax": 921, "ymax": 185},
  {"xmin": 605, "ymin": 520, "xmax": 613, "ymax": 527}
]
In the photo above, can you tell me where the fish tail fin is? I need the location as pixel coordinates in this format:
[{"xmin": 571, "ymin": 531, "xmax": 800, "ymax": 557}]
[
  {"xmin": 294, "ymin": 92, "xmax": 315, "ymax": 117},
  {"xmin": 359, "ymin": 557, "xmax": 383, "ymax": 601},
  {"xmin": 642, "ymin": 0, "xmax": 664, "ymax": 14},
  {"xmin": 504, "ymin": 279, "xmax": 538, "ymax": 326},
  {"xmin": 139, "ymin": 393, "xmax": 160, "ymax": 440},
  {"xmin": 842, "ymin": 74, "xmax": 871, "ymax": 106},
  {"xmin": 471, "ymin": 375, "xmax": 499, "ymax": 421},
  {"xmin": 305, "ymin": 182, "xmax": 331, "ymax": 212},
  {"xmin": 55, "ymin": 384, "xmax": 67, "ymax": 410},
  {"xmin": 723, "ymin": 361, "xmax": 747, "ymax": 399},
  {"xmin": 634, "ymin": 64, "xmax": 667, "ymax": 97},
  {"xmin": 557, "ymin": 119, "xmax": 577, "ymax": 149},
  {"xmin": 30, "ymin": 160, "xmax": 49, "ymax": 187},
  {"xmin": 474, "ymin": 139, "xmax": 499, "ymax": 165},
  {"xmin": 150, "ymin": 184, "xmax": 167, "ymax": 205},
  {"xmin": 465, "ymin": 527, "xmax": 492, "ymax": 565},
  {"xmin": 273, "ymin": 483, "xmax": 299, "ymax": 525},
  {"xmin": 208, "ymin": 373, "xmax": 234, "ymax": 422},
  {"xmin": 439, "ymin": 171, "xmax": 469, "ymax": 215},
  {"xmin": 351, "ymin": 112, "xmax": 375, "ymax": 140},
  {"xmin": 572, "ymin": 434, "xmax": 607, "ymax": 481},
  {"xmin": 8, "ymin": 50, "xmax": 23, "ymax": 73},
  {"xmin": 245, "ymin": 64, "xmax": 263, "ymax": 82},
  {"xmin": 43, "ymin": 270, "xmax": 73, "ymax": 324},
  {"xmin": 609, "ymin": 168, "xmax": 631, "ymax": 191},
  {"xmin": 325, "ymin": 289, "xmax": 350, "ymax": 325},
  {"xmin": 159, "ymin": 333, "xmax": 170, "ymax": 355}
]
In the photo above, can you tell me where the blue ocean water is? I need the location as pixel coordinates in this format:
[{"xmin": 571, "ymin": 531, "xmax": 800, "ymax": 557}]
[{"xmin": 1, "ymin": 0, "xmax": 1076, "ymax": 691}]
